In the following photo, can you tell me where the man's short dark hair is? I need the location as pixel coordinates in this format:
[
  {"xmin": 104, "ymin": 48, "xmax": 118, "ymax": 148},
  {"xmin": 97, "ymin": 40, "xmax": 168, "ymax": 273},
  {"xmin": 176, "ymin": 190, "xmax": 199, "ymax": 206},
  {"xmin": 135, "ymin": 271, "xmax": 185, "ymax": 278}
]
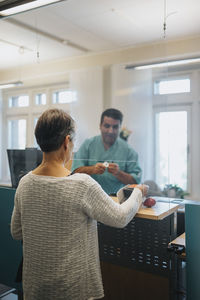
[
  {"xmin": 100, "ymin": 108, "xmax": 123, "ymax": 124},
  {"xmin": 35, "ymin": 108, "xmax": 75, "ymax": 152}
]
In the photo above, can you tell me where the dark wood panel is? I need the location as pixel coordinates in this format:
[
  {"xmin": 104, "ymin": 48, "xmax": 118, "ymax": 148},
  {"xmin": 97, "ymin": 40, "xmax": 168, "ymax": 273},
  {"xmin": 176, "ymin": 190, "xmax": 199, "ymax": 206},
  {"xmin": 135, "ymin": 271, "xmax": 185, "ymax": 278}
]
[{"xmin": 101, "ymin": 262, "xmax": 169, "ymax": 300}]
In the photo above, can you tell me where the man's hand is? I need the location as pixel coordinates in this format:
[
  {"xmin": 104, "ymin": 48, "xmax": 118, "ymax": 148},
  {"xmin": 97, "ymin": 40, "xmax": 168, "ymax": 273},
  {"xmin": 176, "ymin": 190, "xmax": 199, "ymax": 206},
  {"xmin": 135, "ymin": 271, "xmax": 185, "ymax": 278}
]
[
  {"xmin": 93, "ymin": 163, "xmax": 106, "ymax": 174},
  {"xmin": 72, "ymin": 163, "xmax": 106, "ymax": 175},
  {"xmin": 108, "ymin": 163, "xmax": 119, "ymax": 176}
]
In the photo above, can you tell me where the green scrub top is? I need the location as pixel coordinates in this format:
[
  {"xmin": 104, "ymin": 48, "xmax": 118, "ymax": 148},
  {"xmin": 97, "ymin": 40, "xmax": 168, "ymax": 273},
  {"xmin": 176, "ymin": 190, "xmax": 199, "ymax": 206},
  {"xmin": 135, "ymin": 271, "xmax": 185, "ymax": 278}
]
[{"xmin": 72, "ymin": 135, "xmax": 142, "ymax": 195}]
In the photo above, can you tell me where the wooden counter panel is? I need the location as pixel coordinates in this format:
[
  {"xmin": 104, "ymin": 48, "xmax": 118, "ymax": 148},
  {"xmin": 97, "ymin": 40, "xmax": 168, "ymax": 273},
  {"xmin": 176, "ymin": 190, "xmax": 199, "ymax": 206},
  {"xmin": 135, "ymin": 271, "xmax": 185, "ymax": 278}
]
[{"xmin": 101, "ymin": 261, "xmax": 169, "ymax": 300}]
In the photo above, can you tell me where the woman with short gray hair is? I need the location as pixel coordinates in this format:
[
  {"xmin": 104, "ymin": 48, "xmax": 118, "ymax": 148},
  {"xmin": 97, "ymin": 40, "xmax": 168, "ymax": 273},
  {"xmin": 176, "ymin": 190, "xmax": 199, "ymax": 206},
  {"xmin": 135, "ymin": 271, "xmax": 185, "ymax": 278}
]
[{"xmin": 11, "ymin": 108, "xmax": 146, "ymax": 300}]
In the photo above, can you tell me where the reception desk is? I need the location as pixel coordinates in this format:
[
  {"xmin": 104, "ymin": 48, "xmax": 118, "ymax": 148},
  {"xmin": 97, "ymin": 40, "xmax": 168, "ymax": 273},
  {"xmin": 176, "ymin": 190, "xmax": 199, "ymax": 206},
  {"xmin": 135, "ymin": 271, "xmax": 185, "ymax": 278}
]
[
  {"xmin": 0, "ymin": 187, "xmax": 180, "ymax": 300},
  {"xmin": 99, "ymin": 197, "xmax": 180, "ymax": 300}
]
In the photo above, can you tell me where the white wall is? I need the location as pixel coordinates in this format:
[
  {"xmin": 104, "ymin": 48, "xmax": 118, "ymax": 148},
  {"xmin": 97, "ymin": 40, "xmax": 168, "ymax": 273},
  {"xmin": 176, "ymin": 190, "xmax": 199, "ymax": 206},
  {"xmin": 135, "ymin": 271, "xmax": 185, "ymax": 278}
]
[
  {"xmin": 190, "ymin": 70, "xmax": 200, "ymax": 200},
  {"xmin": 1, "ymin": 35, "xmax": 200, "ymax": 86},
  {"xmin": 69, "ymin": 66, "xmax": 103, "ymax": 150}
]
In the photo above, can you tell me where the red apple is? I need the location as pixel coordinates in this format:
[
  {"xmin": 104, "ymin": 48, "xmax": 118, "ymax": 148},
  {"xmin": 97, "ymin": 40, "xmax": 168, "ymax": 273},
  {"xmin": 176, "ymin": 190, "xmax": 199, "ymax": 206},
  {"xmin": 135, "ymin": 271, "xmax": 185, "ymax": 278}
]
[{"xmin": 143, "ymin": 197, "xmax": 156, "ymax": 208}]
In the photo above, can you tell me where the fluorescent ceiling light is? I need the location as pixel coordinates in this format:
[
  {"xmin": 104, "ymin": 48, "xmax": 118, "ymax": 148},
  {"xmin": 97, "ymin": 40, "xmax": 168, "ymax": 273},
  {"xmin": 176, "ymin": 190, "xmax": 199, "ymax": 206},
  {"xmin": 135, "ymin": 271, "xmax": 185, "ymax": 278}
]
[
  {"xmin": 0, "ymin": 0, "xmax": 64, "ymax": 17},
  {"xmin": 0, "ymin": 81, "xmax": 23, "ymax": 89},
  {"xmin": 126, "ymin": 57, "xmax": 200, "ymax": 70}
]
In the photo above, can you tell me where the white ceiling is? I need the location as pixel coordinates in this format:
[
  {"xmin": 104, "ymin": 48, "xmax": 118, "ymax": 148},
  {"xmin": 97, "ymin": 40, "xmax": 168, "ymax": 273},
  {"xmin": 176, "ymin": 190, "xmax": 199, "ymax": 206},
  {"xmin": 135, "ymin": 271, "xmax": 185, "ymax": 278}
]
[{"xmin": 0, "ymin": 0, "xmax": 200, "ymax": 70}]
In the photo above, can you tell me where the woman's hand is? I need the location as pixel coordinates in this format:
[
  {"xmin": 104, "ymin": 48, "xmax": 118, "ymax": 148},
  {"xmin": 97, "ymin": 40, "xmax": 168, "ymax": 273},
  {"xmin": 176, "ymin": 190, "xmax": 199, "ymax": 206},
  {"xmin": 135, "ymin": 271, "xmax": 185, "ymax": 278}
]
[{"xmin": 135, "ymin": 184, "xmax": 149, "ymax": 197}]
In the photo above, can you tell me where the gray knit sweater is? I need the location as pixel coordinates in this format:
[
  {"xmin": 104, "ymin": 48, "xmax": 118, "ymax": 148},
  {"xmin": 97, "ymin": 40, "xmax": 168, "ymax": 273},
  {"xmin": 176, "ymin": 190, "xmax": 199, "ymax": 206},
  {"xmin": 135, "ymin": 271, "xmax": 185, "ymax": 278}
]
[{"xmin": 11, "ymin": 172, "xmax": 142, "ymax": 300}]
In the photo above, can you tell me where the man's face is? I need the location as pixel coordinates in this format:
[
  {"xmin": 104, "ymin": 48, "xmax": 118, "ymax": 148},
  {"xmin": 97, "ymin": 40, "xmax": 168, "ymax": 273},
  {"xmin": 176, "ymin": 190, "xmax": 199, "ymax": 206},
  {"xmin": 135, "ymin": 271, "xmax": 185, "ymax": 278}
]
[{"xmin": 100, "ymin": 116, "xmax": 121, "ymax": 147}]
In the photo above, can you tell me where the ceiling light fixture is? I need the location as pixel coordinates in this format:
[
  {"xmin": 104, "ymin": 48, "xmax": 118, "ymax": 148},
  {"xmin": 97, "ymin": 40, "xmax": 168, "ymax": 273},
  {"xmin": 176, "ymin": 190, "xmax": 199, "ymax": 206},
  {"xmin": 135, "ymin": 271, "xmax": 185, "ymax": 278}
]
[
  {"xmin": 125, "ymin": 57, "xmax": 200, "ymax": 70},
  {"xmin": 0, "ymin": 0, "xmax": 64, "ymax": 18},
  {"xmin": 0, "ymin": 38, "xmax": 33, "ymax": 52},
  {"xmin": 0, "ymin": 81, "xmax": 23, "ymax": 89}
]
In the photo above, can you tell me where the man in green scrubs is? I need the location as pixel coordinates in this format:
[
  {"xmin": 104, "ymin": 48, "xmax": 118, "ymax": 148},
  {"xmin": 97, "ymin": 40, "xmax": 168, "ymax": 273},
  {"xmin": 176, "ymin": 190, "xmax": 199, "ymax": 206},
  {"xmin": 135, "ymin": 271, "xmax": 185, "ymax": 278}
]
[{"xmin": 71, "ymin": 108, "xmax": 142, "ymax": 195}]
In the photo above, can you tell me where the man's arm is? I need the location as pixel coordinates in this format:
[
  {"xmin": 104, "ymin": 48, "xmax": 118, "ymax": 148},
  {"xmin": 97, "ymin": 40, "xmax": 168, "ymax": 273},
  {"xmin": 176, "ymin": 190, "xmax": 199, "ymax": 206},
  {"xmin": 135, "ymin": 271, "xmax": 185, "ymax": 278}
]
[
  {"xmin": 107, "ymin": 146, "xmax": 142, "ymax": 184},
  {"xmin": 72, "ymin": 138, "xmax": 107, "ymax": 175},
  {"xmin": 116, "ymin": 169, "xmax": 137, "ymax": 184},
  {"xmin": 108, "ymin": 163, "xmax": 137, "ymax": 184},
  {"xmin": 73, "ymin": 163, "xmax": 106, "ymax": 175}
]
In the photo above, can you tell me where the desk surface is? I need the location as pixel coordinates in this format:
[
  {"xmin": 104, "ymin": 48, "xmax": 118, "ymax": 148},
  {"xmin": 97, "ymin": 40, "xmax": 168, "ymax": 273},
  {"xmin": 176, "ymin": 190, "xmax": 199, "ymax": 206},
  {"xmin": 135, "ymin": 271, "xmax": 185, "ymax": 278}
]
[
  {"xmin": 111, "ymin": 197, "xmax": 180, "ymax": 220},
  {"xmin": 169, "ymin": 233, "xmax": 186, "ymax": 258},
  {"xmin": 170, "ymin": 233, "xmax": 185, "ymax": 247}
]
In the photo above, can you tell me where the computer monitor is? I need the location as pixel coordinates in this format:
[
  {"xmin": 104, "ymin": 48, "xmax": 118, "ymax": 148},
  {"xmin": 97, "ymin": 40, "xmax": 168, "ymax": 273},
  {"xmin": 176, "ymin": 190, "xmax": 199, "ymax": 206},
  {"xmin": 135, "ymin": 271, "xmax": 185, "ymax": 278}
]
[{"xmin": 7, "ymin": 148, "xmax": 43, "ymax": 188}]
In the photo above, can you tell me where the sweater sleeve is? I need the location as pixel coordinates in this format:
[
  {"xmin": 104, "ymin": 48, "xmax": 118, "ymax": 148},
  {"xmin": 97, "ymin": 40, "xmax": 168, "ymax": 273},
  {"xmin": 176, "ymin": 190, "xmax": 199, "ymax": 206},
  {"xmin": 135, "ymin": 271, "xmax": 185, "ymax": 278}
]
[
  {"xmin": 82, "ymin": 178, "xmax": 142, "ymax": 228},
  {"xmin": 11, "ymin": 190, "xmax": 22, "ymax": 240}
]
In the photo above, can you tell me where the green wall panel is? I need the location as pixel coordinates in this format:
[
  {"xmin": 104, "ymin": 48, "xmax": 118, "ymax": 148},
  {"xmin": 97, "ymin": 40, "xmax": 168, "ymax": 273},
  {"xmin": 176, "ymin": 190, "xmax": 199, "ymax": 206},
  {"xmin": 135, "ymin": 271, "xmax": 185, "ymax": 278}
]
[
  {"xmin": 0, "ymin": 187, "xmax": 22, "ymax": 290},
  {"xmin": 185, "ymin": 203, "xmax": 200, "ymax": 300}
]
